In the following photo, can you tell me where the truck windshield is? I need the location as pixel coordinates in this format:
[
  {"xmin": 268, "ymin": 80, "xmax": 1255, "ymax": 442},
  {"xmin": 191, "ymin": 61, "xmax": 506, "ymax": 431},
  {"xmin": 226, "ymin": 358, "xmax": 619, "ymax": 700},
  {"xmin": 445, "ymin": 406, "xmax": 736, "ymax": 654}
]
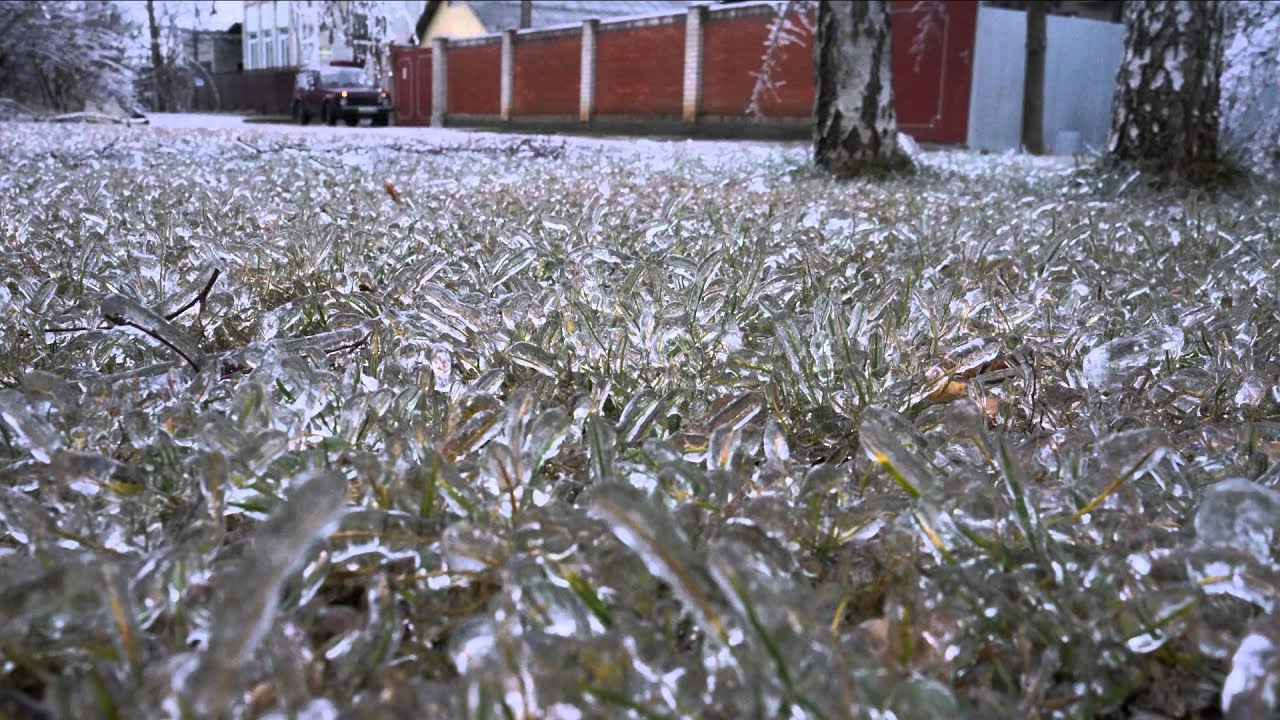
[{"xmin": 317, "ymin": 69, "xmax": 367, "ymax": 87}]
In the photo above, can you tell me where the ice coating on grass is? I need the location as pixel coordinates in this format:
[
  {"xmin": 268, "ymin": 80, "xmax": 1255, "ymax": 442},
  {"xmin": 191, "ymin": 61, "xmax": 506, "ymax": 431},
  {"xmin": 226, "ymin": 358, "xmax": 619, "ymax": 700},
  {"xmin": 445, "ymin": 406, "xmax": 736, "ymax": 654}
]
[
  {"xmin": 1222, "ymin": 633, "xmax": 1279, "ymax": 718},
  {"xmin": 2, "ymin": 116, "xmax": 1280, "ymax": 717},
  {"xmin": 0, "ymin": 391, "xmax": 62, "ymax": 463},
  {"xmin": 1188, "ymin": 478, "xmax": 1280, "ymax": 611},
  {"xmin": 185, "ymin": 470, "xmax": 349, "ymax": 716},
  {"xmin": 860, "ymin": 406, "xmax": 938, "ymax": 498},
  {"xmin": 1082, "ymin": 325, "xmax": 1184, "ymax": 390}
]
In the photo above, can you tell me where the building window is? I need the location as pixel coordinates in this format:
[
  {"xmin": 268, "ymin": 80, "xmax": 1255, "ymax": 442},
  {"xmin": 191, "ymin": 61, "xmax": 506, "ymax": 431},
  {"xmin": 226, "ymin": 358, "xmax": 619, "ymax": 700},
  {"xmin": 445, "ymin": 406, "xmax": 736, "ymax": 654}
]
[
  {"xmin": 247, "ymin": 31, "xmax": 258, "ymax": 69},
  {"xmin": 279, "ymin": 28, "xmax": 289, "ymax": 66},
  {"xmin": 352, "ymin": 12, "xmax": 370, "ymax": 63},
  {"xmin": 263, "ymin": 29, "xmax": 274, "ymax": 67}
]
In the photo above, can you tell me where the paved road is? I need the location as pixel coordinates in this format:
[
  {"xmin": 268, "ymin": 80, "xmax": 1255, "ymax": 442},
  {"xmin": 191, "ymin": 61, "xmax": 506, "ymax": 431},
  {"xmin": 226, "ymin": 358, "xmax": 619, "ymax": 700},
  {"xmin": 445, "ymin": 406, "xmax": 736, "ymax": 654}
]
[{"xmin": 139, "ymin": 112, "xmax": 809, "ymax": 163}]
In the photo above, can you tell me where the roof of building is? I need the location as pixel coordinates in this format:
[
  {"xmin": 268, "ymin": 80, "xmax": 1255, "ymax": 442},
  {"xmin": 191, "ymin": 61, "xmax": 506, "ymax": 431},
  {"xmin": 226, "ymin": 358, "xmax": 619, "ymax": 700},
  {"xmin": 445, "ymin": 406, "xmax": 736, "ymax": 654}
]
[{"xmin": 431, "ymin": 1, "xmax": 696, "ymax": 35}]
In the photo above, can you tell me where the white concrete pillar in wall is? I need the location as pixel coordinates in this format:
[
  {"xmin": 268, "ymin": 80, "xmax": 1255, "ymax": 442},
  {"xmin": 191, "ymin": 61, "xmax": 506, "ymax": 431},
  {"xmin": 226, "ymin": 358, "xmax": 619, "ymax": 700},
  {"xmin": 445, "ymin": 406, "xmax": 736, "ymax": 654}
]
[
  {"xmin": 431, "ymin": 37, "xmax": 448, "ymax": 127},
  {"xmin": 682, "ymin": 4, "xmax": 707, "ymax": 123},
  {"xmin": 580, "ymin": 19, "xmax": 598, "ymax": 122},
  {"xmin": 500, "ymin": 30, "xmax": 516, "ymax": 121}
]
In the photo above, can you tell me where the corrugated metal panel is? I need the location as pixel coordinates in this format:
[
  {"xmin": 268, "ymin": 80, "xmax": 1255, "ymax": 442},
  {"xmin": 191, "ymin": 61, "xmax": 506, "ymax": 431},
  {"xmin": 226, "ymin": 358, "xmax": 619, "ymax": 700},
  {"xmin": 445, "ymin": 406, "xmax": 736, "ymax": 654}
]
[{"xmin": 966, "ymin": 5, "xmax": 1123, "ymax": 152}]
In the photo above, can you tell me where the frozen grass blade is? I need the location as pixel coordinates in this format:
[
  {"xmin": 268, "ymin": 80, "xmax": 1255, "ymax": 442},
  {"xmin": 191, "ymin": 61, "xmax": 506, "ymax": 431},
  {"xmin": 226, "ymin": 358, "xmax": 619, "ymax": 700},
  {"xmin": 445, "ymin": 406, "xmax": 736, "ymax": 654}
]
[
  {"xmin": 1068, "ymin": 446, "xmax": 1159, "ymax": 522},
  {"xmin": 185, "ymin": 470, "xmax": 348, "ymax": 716},
  {"xmin": 589, "ymin": 484, "xmax": 729, "ymax": 645},
  {"xmin": 586, "ymin": 414, "xmax": 616, "ymax": 485},
  {"xmin": 995, "ymin": 437, "xmax": 1045, "ymax": 566}
]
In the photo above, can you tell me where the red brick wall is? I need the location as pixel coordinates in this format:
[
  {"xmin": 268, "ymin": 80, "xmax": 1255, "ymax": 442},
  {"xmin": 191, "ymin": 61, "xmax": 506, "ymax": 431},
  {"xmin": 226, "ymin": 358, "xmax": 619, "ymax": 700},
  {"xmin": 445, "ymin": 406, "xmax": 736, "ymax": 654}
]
[
  {"xmin": 397, "ymin": 2, "xmax": 977, "ymax": 143},
  {"xmin": 448, "ymin": 42, "xmax": 500, "ymax": 115},
  {"xmin": 513, "ymin": 34, "xmax": 580, "ymax": 116},
  {"xmin": 701, "ymin": 11, "xmax": 814, "ymax": 118},
  {"xmin": 594, "ymin": 20, "xmax": 685, "ymax": 117}
]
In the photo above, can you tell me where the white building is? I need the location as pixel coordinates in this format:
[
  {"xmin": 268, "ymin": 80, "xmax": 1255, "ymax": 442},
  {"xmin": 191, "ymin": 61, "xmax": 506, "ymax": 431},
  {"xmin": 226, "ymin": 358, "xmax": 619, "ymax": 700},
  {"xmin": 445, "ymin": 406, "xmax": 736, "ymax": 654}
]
[{"xmin": 242, "ymin": 1, "xmax": 425, "ymax": 71}]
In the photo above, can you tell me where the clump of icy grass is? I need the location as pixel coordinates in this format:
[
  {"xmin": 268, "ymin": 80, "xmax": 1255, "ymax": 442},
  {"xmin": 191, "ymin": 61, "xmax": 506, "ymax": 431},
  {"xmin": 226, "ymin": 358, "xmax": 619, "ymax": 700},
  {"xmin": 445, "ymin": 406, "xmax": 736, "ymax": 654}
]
[{"xmin": 0, "ymin": 121, "xmax": 1278, "ymax": 719}]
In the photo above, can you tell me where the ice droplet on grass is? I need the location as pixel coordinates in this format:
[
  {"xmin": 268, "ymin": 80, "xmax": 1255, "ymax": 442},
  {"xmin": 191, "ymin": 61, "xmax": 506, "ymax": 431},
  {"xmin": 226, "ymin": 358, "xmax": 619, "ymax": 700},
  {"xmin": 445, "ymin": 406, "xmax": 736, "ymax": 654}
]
[
  {"xmin": 0, "ymin": 391, "xmax": 62, "ymax": 464},
  {"xmin": 1123, "ymin": 591, "xmax": 1196, "ymax": 654},
  {"xmin": 1188, "ymin": 478, "xmax": 1280, "ymax": 610},
  {"xmin": 1222, "ymin": 633, "xmax": 1279, "ymax": 718},
  {"xmin": 1082, "ymin": 325, "xmax": 1184, "ymax": 389},
  {"xmin": 762, "ymin": 418, "xmax": 790, "ymax": 463}
]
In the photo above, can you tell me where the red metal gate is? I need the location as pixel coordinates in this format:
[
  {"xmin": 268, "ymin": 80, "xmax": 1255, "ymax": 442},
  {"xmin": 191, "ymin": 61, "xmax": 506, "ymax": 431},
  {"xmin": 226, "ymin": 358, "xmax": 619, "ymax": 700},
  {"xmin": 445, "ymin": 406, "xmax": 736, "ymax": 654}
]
[
  {"xmin": 890, "ymin": 0, "xmax": 977, "ymax": 145},
  {"xmin": 391, "ymin": 45, "xmax": 432, "ymax": 126}
]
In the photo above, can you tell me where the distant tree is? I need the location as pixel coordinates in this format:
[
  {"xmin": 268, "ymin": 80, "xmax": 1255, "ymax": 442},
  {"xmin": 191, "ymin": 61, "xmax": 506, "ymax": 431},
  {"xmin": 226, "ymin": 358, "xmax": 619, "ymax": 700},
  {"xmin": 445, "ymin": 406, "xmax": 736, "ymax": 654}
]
[
  {"xmin": 1107, "ymin": 1, "xmax": 1225, "ymax": 180},
  {"xmin": 813, "ymin": 0, "xmax": 911, "ymax": 176},
  {"xmin": 0, "ymin": 1, "xmax": 136, "ymax": 113},
  {"xmin": 1021, "ymin": 3, "xmax": 1046, "ymax": 154},
  {"xmin": 146, "ymin": 0, "xmax": 170, "ymax": 111},
  {"xmin": 317, "ymin": 1, "xmax": 419, "ymax": 88},
  {"xmin": 138, "ymin": 1, "xmax": 201, "ymax": 113}
]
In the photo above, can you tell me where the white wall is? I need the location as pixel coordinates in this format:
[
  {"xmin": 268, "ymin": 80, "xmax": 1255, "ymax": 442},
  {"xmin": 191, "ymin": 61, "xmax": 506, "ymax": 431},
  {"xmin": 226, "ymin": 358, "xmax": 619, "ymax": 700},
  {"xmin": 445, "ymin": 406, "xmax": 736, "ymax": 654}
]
[
  {"xmin": 242, "ymin": 0, "xmax": 427, "ymax": 71},
  {"xmin": 966, "ymin": 6, "xmax": 1124, "ymax": 153},
  {"xmin": 242, "ymin": 0, "xmax": 294, "ymax": 69}
]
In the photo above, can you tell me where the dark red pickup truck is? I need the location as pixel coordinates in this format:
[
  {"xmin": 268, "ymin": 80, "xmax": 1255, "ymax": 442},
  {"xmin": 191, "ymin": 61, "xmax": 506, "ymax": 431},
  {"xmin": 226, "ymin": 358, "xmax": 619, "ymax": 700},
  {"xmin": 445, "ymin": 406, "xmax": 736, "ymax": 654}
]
[{"xmin": 291, "ymin": 66, "xmax": 392, "ymax": 127}]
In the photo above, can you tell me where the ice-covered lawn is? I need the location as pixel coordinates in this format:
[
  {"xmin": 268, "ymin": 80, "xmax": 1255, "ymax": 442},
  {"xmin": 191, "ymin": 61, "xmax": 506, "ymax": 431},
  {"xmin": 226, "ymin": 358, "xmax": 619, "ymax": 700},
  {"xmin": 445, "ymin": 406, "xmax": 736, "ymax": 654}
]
[{"xmin": 0, "ymin": 120, "xmax": 1278, "ymax": 718}]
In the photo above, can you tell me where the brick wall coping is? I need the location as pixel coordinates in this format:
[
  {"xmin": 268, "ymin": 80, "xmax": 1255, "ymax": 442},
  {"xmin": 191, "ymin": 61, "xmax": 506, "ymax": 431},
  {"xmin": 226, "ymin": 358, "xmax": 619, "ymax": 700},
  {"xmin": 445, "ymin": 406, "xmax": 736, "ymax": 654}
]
[
  {"xmin": 596, "ymin": 11, "xmax": 686, "ymax": 32},
  {"xmin": 705, "ymin": 1, "xmax": 784, "ymax": 21},
  {"xmin": 433, "ymin": 2, "xmax": 783, "ymax": 49},
  {"xmin": 450, "ymin": 35, "xmax": 502, "ymax": 48},
  {"xmin": 512, "ymin": 24, "xmax": 583, "ymax": 41}
]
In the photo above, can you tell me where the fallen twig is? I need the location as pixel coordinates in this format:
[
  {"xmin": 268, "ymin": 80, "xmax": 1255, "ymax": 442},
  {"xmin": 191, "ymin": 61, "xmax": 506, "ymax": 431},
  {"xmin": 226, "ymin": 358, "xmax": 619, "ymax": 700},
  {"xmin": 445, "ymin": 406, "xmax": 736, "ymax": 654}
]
[
  {"xmin": 101, "ymin": 293, "xmax": 204, "ymax": 371},
  {"xmin": 46, "ymin": 112, "xmax": 147, "ymax": 125},
  {"xmin": 164, "ymin": 268, "xmax": 221, "ymax": 321},
  {"xmin": 324, "ymin": 331, "xmax": 372, "ymax": 355},
  {"xmin": 0, "ymin": 96, "xmax": 41, "ymax": 119}
]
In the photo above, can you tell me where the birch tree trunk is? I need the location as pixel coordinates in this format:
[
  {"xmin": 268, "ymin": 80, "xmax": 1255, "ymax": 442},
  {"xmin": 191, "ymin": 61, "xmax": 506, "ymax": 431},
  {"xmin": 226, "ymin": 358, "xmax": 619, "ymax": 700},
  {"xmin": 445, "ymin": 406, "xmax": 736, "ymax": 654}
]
[
  {"xmin": 1106, "ymin": 1, "xmax": 1224, "ymax": 179},
  {"xmin": 813, "ymin": 0, "xmax": 911, "ymax": 176}
]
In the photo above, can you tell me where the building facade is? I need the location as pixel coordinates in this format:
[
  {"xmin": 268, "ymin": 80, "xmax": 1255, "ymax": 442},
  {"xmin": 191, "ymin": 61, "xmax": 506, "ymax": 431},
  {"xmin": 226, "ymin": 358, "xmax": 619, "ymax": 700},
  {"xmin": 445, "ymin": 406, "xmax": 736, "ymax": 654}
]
[
  {"xmin": 241, "ymin": 1, "xmax": 426, "ymax": 71},
  {"xmin": 183, "ymin": 27, "xmax": 243, "ymax": 74}
]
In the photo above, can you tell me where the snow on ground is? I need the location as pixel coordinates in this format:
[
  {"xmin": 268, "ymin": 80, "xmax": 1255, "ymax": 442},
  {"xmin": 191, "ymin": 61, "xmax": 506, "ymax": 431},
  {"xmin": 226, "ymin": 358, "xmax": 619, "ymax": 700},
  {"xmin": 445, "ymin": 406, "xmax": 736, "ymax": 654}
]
[{"xmin": 143, "ymin": 111, "xmax": 806, "ymax": 157}]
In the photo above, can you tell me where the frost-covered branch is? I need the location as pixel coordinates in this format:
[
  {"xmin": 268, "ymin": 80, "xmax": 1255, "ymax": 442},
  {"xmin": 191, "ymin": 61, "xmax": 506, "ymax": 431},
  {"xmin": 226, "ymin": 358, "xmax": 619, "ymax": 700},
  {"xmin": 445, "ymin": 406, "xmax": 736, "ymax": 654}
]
[
  {"xmin": 906, "ymin": 1, "xmax": 947, "ymax": 73},
  {"xmin": 747, "ymin": 0, "xmax": 946, "ymax": 118},
  {"xmin": 747, "ymin": 1, "xmax": 816, "ymax": 118}
]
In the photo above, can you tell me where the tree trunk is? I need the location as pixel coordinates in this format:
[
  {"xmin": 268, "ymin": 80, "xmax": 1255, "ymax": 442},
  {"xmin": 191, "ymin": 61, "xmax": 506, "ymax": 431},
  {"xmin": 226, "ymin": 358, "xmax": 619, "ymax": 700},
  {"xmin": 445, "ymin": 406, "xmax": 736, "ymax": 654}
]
[
  {"xmin": 1021, "ymin": 3, "xmax": 1046, "ymax": 154},
  {"xmin": 146, "ymin": 0, "xmax": 167, "ymax": 112},
  {"xmin": 1106, "ymin": 1, "xmax": 1224, "ymax": 179},
  {"xmin": 813, "ymin": 0, "xmax": 911, "ymax": 177}
]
